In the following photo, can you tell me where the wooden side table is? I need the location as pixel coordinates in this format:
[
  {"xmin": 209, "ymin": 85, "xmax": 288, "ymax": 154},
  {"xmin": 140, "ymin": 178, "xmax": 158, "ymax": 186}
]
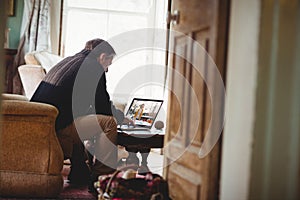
[
  {"xmin": 4, "ymin": 48, "xmax": 17, "ymax": 93},
  {"xmin": 117, "ymin": 130, "xmax": 164, "ymax": 174}
]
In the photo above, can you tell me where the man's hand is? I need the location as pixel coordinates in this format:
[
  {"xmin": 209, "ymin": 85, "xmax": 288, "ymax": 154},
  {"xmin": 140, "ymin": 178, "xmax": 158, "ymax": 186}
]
[{"xmin": 122, "ymin": 117, "xmax": 135, "ymax": 127}]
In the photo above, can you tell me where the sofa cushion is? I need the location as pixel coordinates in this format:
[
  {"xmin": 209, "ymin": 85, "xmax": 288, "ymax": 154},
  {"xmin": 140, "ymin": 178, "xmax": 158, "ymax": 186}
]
[
  {"xmin": 18, "ymin": 65, "xmax": 46, "ymax": 99},
  {"xmin": 25, "ymin": 51, "xmax": 63, "ymax": 73}
]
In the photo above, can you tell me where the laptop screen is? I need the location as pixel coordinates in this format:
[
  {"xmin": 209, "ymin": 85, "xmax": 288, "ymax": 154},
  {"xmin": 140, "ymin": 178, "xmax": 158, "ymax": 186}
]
[{"xmin": 125, "ymin": 98, "xmax": 163, "ymax": 129}]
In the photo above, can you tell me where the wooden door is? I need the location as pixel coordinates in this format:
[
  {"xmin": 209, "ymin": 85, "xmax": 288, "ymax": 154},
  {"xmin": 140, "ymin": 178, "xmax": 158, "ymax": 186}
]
[{"xmin": 164, "ymin": 0, "xmax": 229, "ymax": 199}]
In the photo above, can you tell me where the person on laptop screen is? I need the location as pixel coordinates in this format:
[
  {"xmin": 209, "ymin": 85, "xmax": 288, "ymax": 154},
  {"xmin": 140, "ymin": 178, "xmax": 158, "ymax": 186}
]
[
  {"xmin": 134, "ymin": 103, "xmax": 145, "ymax": 120},
  {"xmin": 121, "ymin": 98, "xmax": 163, "ymax": 131},
  {"xmin": 31, "ymin": 38, "xmax": 132, "ymax": 188}
]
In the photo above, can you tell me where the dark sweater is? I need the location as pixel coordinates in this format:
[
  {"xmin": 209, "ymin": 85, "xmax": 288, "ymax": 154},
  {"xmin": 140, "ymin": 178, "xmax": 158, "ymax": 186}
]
[{"xmin": 30, "ymin": 49, "xmax": 123, "ymax": 131}]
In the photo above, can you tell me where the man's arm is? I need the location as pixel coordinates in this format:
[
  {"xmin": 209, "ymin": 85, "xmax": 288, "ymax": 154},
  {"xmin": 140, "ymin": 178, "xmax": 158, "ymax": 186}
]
[{"xmin": 111, "ymin": 103, "xmax": 124, "ymax": 125}]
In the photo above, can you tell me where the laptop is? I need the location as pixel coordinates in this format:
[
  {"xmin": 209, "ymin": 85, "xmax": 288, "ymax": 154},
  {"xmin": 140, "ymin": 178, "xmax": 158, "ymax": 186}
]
[{"xmin": 118, "ymin": 98, "xmax": 163, "ymax": 132}]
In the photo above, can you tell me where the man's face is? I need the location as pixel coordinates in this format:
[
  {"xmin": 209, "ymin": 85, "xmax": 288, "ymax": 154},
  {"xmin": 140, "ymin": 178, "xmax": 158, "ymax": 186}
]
[{"xmin": 98, "ymin": 53, "xmax": 114, "ymax": 72}]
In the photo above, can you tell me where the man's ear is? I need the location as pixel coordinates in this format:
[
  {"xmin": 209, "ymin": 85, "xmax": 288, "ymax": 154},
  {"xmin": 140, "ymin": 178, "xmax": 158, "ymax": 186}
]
[
  {"xmin": 98, "ymin": 53, "xmax": 107, "ymax": 66},
  {"xmin": 99, "ymin": 53, "xmax": 107, "ymax": 62}
]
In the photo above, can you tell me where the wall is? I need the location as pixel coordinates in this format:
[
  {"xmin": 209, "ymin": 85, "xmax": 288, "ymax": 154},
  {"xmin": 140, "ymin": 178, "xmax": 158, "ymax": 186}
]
[
  {"xmin": 221, "ymin": 0, "xmax": 300, "ymax": 199},
  {"xmin": 249, "ymin": 0, "xmax": 300, "ymax": 199},
  {"xmin": 219, "ymin": 0, "xmax": 261, "ymax": 200},
  {"xmin": 6, "ymin": 0, "xmax": 24, "ymax": 49}
]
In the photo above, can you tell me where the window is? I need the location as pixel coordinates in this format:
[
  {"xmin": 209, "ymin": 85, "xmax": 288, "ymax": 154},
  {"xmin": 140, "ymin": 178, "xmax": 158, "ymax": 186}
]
[{"xmin": 61, "ymin": 0, "xmax": 168, "ymax": 105}]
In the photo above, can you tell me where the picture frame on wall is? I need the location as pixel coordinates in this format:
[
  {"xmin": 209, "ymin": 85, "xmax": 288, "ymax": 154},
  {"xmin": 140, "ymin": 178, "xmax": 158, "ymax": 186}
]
[{"xmin": 7, "ymin": 0, "xmax": 15, "ymax": 17}]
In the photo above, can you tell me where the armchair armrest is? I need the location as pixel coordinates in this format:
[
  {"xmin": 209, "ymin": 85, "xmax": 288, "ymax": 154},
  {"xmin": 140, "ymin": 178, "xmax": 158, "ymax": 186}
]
[
  {"xmin": 2, "ymin": 93, "xmax": 28, "ymax": 101},
  {"xmin": 1, "ymin": 100, "xmax": 58, "ymax": 119}
]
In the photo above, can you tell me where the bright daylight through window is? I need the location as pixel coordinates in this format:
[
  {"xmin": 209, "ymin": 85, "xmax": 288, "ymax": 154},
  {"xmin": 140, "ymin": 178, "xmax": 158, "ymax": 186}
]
[{"xmin": 61, "ymin": 0, "xmax": 168, "ymax": 108}]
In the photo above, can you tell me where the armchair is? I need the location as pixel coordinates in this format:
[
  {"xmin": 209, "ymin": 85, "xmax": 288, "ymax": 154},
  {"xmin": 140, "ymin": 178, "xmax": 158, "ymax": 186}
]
[{"xmin": 0, "ymin": 94, "xmax": 64, "ymax": 198}]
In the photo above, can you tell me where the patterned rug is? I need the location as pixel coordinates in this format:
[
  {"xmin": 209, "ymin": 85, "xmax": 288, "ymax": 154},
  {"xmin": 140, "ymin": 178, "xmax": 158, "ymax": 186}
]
[
  {"xmin": 58, "ymin": 164, "xmax": 96, "ymax": 200},
  {"xmin": 1, "ymin": 165, "xmax": 96, "ymax": 200}
]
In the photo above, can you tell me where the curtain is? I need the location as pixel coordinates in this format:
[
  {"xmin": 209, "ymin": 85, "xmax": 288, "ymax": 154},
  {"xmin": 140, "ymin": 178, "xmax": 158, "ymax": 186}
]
[{"xmin": 13, "ymin": 0, "xmax": 51, "ymax": 94}]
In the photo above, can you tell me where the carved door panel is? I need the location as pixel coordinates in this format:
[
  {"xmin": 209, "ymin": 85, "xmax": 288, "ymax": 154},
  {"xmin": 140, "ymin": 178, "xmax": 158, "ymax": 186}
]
[{"xmin": 164, "ymin": 0, "xmax": 229, "ymax": 199}]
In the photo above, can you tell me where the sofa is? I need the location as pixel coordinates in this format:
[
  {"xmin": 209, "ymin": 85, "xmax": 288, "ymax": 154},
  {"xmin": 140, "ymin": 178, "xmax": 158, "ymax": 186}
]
[
  {"xmin": 18, "ymin": 51, "xmax": 63, "ymax": 99},
  {"xmin": 18, "ymin": 64, "xmax": 46, "ymax": 99},
  {"xmin": 24, "ymin": 50, "xmax": 63, "ymax": 73},
  {"xmin": 0, "ymin": 93, "xmax": 64, "ymax": 198}
]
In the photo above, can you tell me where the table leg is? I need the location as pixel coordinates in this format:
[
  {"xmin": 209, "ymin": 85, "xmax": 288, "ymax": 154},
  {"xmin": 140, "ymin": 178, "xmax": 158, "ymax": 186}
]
[
  {"xmin": 140, "ymin": 149, "xmax": 150, "ymax": 166},
  {"xmin": 125, "ymin": 148, "xmax": 139, "ymax": 166},
  {"xmin": 138, "ymin": 149, "xmax": 151, "ymax": 175}
]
